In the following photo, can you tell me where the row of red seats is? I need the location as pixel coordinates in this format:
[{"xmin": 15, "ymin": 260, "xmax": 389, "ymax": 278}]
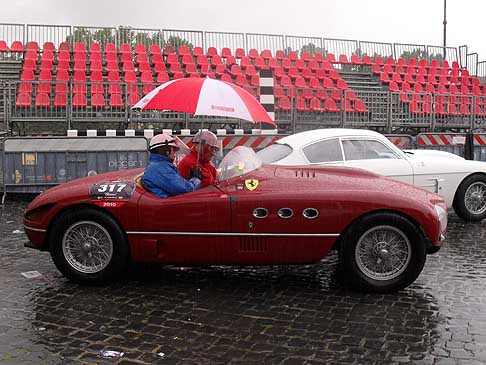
[
  {"xmin": 387, "ymin": 80, "xmax": 486, "ymax": 96},
  {"xmin": 408, "ymin": 100, "xmax": 486, "ymax": 116},
  {"xmin": 276, "ymin": 96, "xmax": 368, "ymax": 113},
  {"xmin": 380, "ymin": 72, "xmax": 478, "ymax": 87},
  {"xmin": 15, "ymin": 92, "xmax": 131, "ymax": 108}
]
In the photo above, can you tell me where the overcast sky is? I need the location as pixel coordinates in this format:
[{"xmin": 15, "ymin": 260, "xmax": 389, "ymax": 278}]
[{"xmin": 3, "ymin": 0, "xmax": 484, "ymax": 62}]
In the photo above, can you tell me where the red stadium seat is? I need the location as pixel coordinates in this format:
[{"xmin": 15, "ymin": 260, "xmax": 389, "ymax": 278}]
[
  {"xmin": 207, "ymin": 47, "xmax": 218, "ymax": 58},
  {"xmin": 327, "ymin": 53, "xmax": 337, "ymax": 64},
  {"xmin": 181, "ymin": 54, "xmax": 194, "ymax": 66},
  {"xmin": 120, "ymin": 43, "xmax": 131, "ymax": 55},
  {"xmin": 57, "ymin": 60, "xmax": 71, "ymax": 72},
  {"xmin": 354, "ymin": 99, "xmax": 368, "ymax": 113},
  {"xmin": 37, "ymin": 82, "xmax": 51, "ymax": 95},
  {"xmin": 122, "ymin": 61, "xmax": 135, "ymax": 72},
  {"xmin": 35, "ymin": 92, "xmax": 50, "ymax": 107},
  {"xmin": 157, "ymin": 71, "xmax": 170, "ymax": 84},
  {"xmin": 89, "ymin": 42, "xmax": 101, "ymax": 53},
  {"xmin": 23, "ymin": 59, "xmax": 36, "ymax": 71},
  {"xmin": 149, "ymin": 44, "xmax": 162, "ymax": 56},
  {"xmin": 18, "ymin": 82, "xmax": 33, "ymax": 93},
  {"xmin": 235, "ymin": 48, "xmax": 245, "ymax": 59},
  {"xmin": 248, "ymin": 48, "xmax": 259, "ymax": 59},
  {"xmin": 72, "ymin": 93, "xmax": 87, "ymax": 107},
  {"xmin": 106, "ymin": 61, "xmax": 119, "ymax": 72},
  {"xmin": 0, "ymin": 40, "xmax": 8, "ymax": 52},
  {"xmin": 21, "ymin": 69, "xmax": 35, "ymax": 81},
  {"xmin": 277, "ymin": 96, "xmax": 291, "ymax": 111},
  {"xmin": 338, "ymin": 54, "xmax": 350, "ymax": 64},
  {"xmin": 39, "ymin": 70, "xmax": 52, "ymax": 81},
  {"xmin": 54, "ymin": 92, "xmax": 67, "ymax": 108},
  {"xmin": 134, "ymin": 44, "xmax": 146, "ymax": 55},
  {"xmin": 221, "ymin": 47, "xmax": 232, "ymax": 58},
  {"xmin": 105, "ymin": 52, "xmax": 118, "ymax": 62},
  {"xmin": 325, "ymin": 98, "xmax": 340, "ymax": 112},
  {"xmin": 10, "ymin": 41, "xmax": 23, "ymax": 52},
  {"xmin": 91, "ymin": 93, "xmax": 105, "ymax": 107},
  {"xmin": 110, "ymin": 93, "xmax": 124, "ymax": 108},
  {"xmin": 74, "ymin": 60, "xmax": 86, "ymax": 72},
  {"xmin": 178, "ymin": 45, "xmax": 190, "ymax": 56},
  {"xmin": 74, "ymin": 42, "xmax": 86, "ymax": 53},
  {"xmin": 309, "ymin": 97, "xmax": 323, "ymax": 112},
  {"xmin": 58, "ymin": 51, "xmax": 70, "ymax": 62},
  {"xmin": 107, "ymin": 71, "xmax": 120, "ymax": 82},
  {"xmin": 91, "ymin": 83, "xmax": 104, "ymax": 95},
  {"xmin": 16, "ymin": 92, "xmax": 31, "ymax": 107}
]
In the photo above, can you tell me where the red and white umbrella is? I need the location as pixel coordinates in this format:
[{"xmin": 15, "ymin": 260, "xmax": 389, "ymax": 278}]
[{"xmin": 132, "ymin": 77, "xmax": 275, "ymax": 125}]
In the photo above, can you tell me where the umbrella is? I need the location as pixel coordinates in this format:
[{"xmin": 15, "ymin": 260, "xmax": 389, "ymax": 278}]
[{"xmin": 132, "ymin": 77, "xmax": 275, "ymax": 125}]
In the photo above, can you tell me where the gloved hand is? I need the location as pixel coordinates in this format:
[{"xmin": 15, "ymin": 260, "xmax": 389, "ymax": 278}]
[{"xmin": 189, "ymin": 167, "xmax": 202, "ymax": 180}]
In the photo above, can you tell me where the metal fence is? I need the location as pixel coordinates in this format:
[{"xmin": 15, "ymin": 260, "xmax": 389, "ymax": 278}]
[
  {"xmin": 1, "ymin": 23, "xmax": 483, "ymax": 70},
  {"xmin": 8, "ymin": 80, "xmax": 486, "ymax": 134}
]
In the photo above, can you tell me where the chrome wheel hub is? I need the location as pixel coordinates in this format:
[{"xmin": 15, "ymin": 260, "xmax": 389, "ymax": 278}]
[
  {"xmin": 355, "ymin": 225, "xmax": 412, "ymax": 281},
  {"xmin": 465, "ymin": 182, "xmax": 486, "ymax": 215},
  {"xmin": 62, "ymin": 221, "xmax": 113, "ymax": 274}
]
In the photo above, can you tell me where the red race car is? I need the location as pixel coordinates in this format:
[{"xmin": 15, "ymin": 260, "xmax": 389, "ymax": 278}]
[{"xmin": 24, "ymin": 146, "xmax": 447, "ymax": 293}]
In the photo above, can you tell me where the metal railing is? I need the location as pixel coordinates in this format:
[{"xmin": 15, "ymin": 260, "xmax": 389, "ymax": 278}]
[
  {"xmin": 1, "ymin": 23, "xmax": 484, "ymax": 74},
  {"xmin": 7, "ymin": 79, "xmax": 486, "ymax": 134}
]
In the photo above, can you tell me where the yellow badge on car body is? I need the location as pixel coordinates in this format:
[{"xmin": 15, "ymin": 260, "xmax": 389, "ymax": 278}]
[{"xmin": 245, "ymin": 179, "xmax": 259, "ymax": 191}]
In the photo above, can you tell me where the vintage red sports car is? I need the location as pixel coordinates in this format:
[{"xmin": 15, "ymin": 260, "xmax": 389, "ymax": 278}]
[{"xmin": 24, "ymin": 146, "xmax": 447, "ymax": 293}]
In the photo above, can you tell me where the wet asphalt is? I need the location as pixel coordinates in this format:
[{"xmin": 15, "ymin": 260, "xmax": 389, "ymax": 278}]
[{"xmin": 1, "ymin": 198, "xmax": 486, "ymax": 365}]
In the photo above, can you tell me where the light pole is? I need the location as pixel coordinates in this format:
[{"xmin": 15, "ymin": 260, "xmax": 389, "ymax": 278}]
[{"xmin": 443, "ymin": 0, "xmax": 447, "ymax": 59}]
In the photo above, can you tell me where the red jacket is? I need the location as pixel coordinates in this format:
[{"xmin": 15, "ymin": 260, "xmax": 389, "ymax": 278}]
[{"xmin": 178, "ymin": 149, "xmax": 217, "ymax": 188}]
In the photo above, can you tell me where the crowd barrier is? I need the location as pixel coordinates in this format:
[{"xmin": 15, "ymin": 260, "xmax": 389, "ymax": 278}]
[
  {"xmin": 416, "ymin": 132, "xmax": 467, "ymax": 157},
  {"xmin": 4, "ymin": 131, "xmax": 486, "ymax": 200}
]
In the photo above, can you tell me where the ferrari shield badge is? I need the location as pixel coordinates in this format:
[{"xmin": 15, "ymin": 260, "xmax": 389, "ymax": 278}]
[{"xmin": 245, "ymin": 179, "xmax": 259, "ymax": 191}]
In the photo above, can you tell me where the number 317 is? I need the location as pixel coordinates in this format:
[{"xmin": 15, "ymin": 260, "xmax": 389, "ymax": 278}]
[{"xmin": 97, "ymin": 183, "xmax": 127, "ymax": 193}]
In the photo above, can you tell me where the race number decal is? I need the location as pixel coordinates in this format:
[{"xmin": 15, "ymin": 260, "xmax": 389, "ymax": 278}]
[{"xmin": 89, "ymin": 181, "xmax": 136, "ymax": 200}]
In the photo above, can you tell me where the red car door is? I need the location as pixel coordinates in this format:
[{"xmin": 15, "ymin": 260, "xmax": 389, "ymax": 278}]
[
  {"xmin": 219, "ymin": 171, "xmax": 337, "ymax": 265},
  {"xmin": 135, "ymin": 186, "xmax": 233, "ymax": 264}
]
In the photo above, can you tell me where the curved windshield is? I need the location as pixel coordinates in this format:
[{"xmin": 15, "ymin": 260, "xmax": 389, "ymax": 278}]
[
  {"xmin": 257, "ymin": 143, "xmax": 293, "ymax": 163},
  {"xmin": 217, "ymin": 146, "xmax": 262, "ymax": 182}
]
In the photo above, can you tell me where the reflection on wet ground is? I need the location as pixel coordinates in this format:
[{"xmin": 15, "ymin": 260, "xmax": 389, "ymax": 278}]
[{"xmin": 1, "ymin": 199, "xmax": 486, "ymax": 364}]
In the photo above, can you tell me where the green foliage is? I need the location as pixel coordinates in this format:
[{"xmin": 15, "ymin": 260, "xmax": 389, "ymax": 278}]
[
  {"xmin": 65, "ymin": 27, "xmax": 191, "ymax": 50},
  {"xmin": 299, "ymin": 43, "xmax": 324, "ymax": 57},
  {"xmin": 400, "ymin": 48, "xmax": 427, "ymax": 61}
]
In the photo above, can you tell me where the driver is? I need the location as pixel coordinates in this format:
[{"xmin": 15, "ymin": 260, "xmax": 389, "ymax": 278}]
[
  {"xmin": 142, "ymin": 133, "xmax": 201, "ymax": 198},
  {"xmin": 178, "ymin": 130, "xmax": 219, "ymax": 188}
]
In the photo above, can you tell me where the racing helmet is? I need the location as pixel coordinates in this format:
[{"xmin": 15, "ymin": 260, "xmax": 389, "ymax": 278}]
[
  {"xmin": 149, "ymin": 133, "xmax": 178, "ymax": 151},
  {"xmin": 192, "ymin": 130, "xmax": 219, "ymax": 149}
]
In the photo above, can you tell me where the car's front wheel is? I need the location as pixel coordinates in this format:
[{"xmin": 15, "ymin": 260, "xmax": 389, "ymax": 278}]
[
  {"xmin": 341, "ymin": 212, "xmax": 426, "ymax": 293},
  {"xmin": 453, "ymin": 174, "xmax": 486, "ymax": 222},
  {"xmin": 49, "ymin": 208, "xmax": 129, "ymax": 284}
]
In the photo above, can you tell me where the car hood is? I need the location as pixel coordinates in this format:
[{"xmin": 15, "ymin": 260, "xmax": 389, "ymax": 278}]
[
  {"xmin": 403, "ymin": 149, "xmax": 465, "ymax": 160},
  {"xmin": 27, "ymin": 168, "xmax": 144, "ymax": 210},
  {"xmin": 272, "ymin": 165, "xmax": 441, "ymax": 202},
  {"xmin": 403, "ymin": 150, "xmax": 486, "ymax": 172}
]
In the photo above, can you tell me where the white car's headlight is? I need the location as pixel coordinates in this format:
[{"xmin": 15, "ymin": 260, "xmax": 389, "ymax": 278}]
[{"xmin": 434, "ymin": 204, "xmax": 448, "ymax": 233}]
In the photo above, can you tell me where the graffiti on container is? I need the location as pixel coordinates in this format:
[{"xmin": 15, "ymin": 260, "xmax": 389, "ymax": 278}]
[{"xmin": 108, "ymin": 154, "xmax": 144, "ymax": 169}]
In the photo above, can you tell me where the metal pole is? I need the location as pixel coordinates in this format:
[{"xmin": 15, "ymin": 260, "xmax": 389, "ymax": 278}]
[{"xmin": 443, "ymin": 0, "xmax": 447, "ymax": 59}]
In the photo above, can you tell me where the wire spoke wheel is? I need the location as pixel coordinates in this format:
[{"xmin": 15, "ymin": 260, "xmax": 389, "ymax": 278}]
[
  {"xmin": 464, "ymin": 181, "xmax": 486, "ymax": 216},
  {"xmin": 355, "ymin": 225, "xmax": 412, "ymax": 281},
  {"xmin": 62, "ymin": 221, "xmax": 114, "ymax": 274}
]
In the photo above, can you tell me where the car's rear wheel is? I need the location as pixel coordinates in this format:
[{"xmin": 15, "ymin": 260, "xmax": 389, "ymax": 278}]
[
  {"xmin": 341, "ymin": 212, "xmax": 426, "ymax": 293},
  {"xmin": 50, "ymin": 208, "xmax": 129, "ymax": 284},
  {"xmin": 453, "ymin": 174, "xmax": 486, "ymax": 222}
]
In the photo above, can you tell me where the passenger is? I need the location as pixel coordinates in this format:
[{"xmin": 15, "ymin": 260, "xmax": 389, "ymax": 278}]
[
  {"xmin": 142, "ymin": 133, "xmax": 201, "ymax": 198},
  {"xmin": 178, "ymin": 130, "xmax": 219, "ymax": 188}
]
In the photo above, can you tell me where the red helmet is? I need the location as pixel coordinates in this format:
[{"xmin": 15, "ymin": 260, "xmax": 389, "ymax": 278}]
[
  {"xmin": 192, "ymin": 130, "xmax": 219, "ymax": 149},
  {"xmin": 149, "ymin": 133, "xmax": 178, "ymax": 151}
]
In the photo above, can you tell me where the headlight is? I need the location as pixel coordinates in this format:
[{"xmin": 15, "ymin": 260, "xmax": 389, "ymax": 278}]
[{"xmin": 434, "ymin": 204, "xmax": 448, "ymax": 233}]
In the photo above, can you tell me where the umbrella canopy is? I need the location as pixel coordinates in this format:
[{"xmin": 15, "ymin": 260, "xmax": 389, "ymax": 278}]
[{"xmin": 132, "ymin": 77, "xmax": 275, "ymax": 125}]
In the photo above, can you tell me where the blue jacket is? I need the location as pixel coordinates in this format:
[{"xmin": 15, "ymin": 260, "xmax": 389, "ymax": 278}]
[{"xmin": 142, "ymin": 154, "xmax": 200, "ymax": 198}]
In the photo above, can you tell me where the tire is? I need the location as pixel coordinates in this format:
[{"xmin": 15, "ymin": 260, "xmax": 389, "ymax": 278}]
[
  {"xmin": 49, "ymin": 208, "xmax": 129, "ymax": 284},
  {"xmin": 453, "ymin": 174, "xmax": 486, "ymax": 222},
  {"xmin": 340, "ymin": 212, "xmax": 426, "ymax": 293}
]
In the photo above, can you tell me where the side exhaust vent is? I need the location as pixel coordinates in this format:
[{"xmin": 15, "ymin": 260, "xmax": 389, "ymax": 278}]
[
  {"xmin": 295, "ymin": 170, "xmax": 316, "ymax": 178},
  {"xmin": 239, "ymin": 237, "xmax": 267, "ymax": 252}
]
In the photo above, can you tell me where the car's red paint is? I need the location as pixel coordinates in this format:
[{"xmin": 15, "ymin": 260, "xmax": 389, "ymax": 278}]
[{"xmin": 24, "ymin": 162, "xmax": 445, "ymax": 265}]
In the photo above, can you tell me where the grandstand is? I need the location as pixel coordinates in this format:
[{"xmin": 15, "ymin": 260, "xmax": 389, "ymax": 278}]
[{"xmin": 0, "ymin": 23, "xmax": 486, "ymax": 136}]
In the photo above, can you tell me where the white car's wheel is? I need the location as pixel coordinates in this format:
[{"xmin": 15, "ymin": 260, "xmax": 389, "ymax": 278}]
[
  {"xmin": 453, "ymin": 174, "xmax": 486, "ymax": 222},
  {"xmin": 341, "ymin": 212, "xmax": 426, "ymax": 293}
]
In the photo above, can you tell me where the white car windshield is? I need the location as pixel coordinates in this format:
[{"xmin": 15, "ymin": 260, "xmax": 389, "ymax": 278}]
[{"xmin": 217, "ymin": 146, "xmax": 263, "ymax": 182}]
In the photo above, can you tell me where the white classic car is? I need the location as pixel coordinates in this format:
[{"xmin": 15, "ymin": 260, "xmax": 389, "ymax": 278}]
[{"xmin": 257, "ymin": 128, "xmax": 486, "ymax": 222}]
